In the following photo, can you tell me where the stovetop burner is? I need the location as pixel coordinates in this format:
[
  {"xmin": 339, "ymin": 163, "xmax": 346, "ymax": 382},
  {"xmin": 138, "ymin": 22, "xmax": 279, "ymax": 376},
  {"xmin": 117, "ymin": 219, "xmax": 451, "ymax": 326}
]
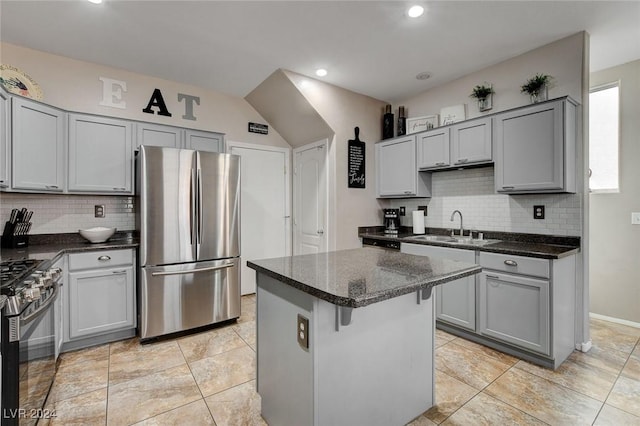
[{"xmin": 1, "ymin": 258, "xmax": 44, "ymax": 294}]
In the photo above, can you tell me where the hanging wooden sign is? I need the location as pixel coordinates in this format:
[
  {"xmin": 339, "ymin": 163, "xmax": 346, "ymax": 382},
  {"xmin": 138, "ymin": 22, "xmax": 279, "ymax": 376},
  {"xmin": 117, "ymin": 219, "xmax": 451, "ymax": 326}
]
[{"xmin": 348, "ymin": 127, "xmax": 365, "ymax": 188}]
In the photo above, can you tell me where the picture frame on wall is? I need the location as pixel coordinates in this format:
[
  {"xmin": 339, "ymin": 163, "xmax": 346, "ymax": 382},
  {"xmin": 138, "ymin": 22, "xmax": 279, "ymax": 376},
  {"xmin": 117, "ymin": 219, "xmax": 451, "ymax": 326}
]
[
  {"xmin": 406, "ymin": 115, "xmax": 439, "ymax": 134},
  {"xmin": 440, "ymin": 104, "xmax": 466, "ymax": 125}
]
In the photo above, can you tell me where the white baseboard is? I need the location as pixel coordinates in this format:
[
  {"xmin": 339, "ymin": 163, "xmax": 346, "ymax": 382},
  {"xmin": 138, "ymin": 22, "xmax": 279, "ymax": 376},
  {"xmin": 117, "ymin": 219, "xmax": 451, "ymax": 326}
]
[
  {"xmin": 576, "ymin": 340, "xmax": 592, "ymax": 353},
  {"xmin": 590, "ymin": 312, "xmax": 640, "ymax": 329}
]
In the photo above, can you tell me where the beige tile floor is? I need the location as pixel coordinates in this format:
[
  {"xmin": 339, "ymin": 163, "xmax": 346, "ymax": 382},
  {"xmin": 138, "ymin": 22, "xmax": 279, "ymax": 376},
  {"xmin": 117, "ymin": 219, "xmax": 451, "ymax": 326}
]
[{"xmin": 43, "ymin": 295, "xmax": 640, "ymax": 425}]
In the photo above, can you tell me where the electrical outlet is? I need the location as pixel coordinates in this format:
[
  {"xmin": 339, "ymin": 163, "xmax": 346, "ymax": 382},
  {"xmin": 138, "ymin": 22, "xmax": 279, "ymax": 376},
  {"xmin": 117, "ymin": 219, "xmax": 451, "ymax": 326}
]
[
  {"xmin": 533, "ymin": 205, "xmax": 545, "ymax": 219},
  {"xmin": 297, "ymin": 314, "xmax": 309, "ymax": 349},
  {"xmin": 95, "ymin": 205, "xmax": 105, "ymax": 218},
  {"xmin": 632, "ymin": 212, "xmax": 640, "ymax": 225},
  {"xmin": 399, "ymin": 206, "xmax": 405, "ymax": 216},
  {"xmin": 418, "ymin": 205, "xmax": 428, "ymax": 216}
]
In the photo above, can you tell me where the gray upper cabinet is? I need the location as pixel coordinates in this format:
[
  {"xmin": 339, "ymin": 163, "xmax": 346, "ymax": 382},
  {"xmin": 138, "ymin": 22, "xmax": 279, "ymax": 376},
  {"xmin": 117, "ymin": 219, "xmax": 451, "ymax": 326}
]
[
  {"xmin": 417, "ymin": 128, "xmax": 450, "ymax": 169},
  {"xmin": 494, "ymin": 97, "xmax": 576, "ymax": 194},
  {"xmin": 185, "ymin": 129, "xmax": 224, "ymax": 152},
  {"xmin": 68, "ymin": 114, "xmax": 133, "ymax": 194},
  {"xmin": 417, "ymin": 117, "xmax": 491, "ymax": 170},
  {"xmin": 451, "ymin": 117, "xmax": 492, "ymax": 166},
  {"xmin": 0, "ymin": 90, "xmax": 9, "ymax": 189},
  {"xmin": 135, "ymin": 122, "xmax": 183, "ymax": 150},
  {"xmin": 376, "ymin": 135, "xmax": 431, "ymax": 198},
  {"xmin": 12, "ymin": 97, "xmax": 65, "ymax": 192}
]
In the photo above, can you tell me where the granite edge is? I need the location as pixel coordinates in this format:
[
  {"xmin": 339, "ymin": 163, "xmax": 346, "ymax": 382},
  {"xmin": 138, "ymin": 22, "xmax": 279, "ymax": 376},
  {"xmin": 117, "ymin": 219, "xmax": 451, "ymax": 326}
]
[
  {"xmin": 358, "ymin": 227, "xmax": 580, "ymax": 259},
  {"xmin": 247, "ymin": 260, "xmax": 482, "ymax": 308}
]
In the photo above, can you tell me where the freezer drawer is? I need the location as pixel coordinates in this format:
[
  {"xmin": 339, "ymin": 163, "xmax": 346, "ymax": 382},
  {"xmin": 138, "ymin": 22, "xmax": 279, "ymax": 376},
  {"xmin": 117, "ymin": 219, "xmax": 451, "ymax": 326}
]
[{"xmin": 139, "ymin": 258, "xmax": 240, "ymax": 340}]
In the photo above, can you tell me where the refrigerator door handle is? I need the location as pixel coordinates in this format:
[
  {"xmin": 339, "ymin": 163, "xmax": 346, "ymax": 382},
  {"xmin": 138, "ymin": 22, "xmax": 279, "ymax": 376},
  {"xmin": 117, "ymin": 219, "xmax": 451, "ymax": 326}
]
[
  {"xmin": 197, "ymin": 168, "xmax": 203, "ymax": 245},
  {"xmin": 151, "ymin": 262, "xmax": 235, "ymax": 276},
  {"xmin": 190, "ymin": 168, "xmax": 197, "ymax": 246}
]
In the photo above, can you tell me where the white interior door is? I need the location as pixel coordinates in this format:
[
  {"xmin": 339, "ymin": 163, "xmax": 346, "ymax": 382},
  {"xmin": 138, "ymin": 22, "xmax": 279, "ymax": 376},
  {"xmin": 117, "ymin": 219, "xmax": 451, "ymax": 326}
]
[
  {"xmin": 293, "ymin": 140, "xmax": 328, "ymax": 255},
  {"xmin": 228, "ymin": 142, "xmax": 291, "ymax": 295}
]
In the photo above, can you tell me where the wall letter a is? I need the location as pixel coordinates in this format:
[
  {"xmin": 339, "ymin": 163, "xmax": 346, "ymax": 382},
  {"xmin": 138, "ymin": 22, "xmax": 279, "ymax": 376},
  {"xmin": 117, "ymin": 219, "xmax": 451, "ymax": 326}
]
[{"xmin": 142, "ymin": 88, "xmax": 172, "ymax": 117}]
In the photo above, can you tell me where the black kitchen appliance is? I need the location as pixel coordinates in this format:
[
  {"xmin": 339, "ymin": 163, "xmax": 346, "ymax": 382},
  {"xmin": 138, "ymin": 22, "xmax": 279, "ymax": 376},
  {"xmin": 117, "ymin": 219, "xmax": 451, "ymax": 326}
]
[
  {"xmin": 1, "ymin": 259, "xmax": 62, "ymax": 425},
  {"xmin": 383, "ymin": 208, "xmax": 401, "ymax": 234}
]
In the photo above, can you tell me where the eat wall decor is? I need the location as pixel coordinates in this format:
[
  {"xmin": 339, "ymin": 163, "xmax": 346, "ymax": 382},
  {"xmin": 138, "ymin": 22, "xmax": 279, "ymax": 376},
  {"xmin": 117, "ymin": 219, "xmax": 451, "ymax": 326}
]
[{"xmin": 99, "ymin": 76, "xmax": 201, "ymax": 121}]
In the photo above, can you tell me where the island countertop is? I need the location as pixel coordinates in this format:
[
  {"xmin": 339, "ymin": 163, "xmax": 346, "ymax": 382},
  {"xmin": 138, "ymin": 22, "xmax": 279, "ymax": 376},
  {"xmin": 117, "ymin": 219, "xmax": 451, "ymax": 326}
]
[{"xmin": 247, "ymin": 247, "xmax": 481, "ymax": 308}]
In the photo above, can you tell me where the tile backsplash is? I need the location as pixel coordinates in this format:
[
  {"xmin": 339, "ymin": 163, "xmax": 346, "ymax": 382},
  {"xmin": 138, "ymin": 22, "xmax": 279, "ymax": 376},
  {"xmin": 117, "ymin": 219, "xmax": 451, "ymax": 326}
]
[
  {"xmin": 389, "ymin": 167, "xmax": 582, "ymax": 236},
  {"xmin": 0, "ymin": 193, "xmax": 135, "ymax": 234}
]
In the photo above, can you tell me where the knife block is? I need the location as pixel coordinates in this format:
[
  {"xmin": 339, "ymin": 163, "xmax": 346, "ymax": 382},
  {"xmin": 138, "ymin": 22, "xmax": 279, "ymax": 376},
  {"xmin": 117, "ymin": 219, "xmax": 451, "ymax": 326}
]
[{"xmin": 1, "ymin": 235, "xmax": 29, "ymax": 249}]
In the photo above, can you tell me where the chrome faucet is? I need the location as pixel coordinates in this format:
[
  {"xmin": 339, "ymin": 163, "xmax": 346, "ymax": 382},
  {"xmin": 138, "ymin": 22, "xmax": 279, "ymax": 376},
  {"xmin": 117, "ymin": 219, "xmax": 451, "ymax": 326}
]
[{"xmin": 450, "ymin": 210, "xmax": 464, "ymax": 237}]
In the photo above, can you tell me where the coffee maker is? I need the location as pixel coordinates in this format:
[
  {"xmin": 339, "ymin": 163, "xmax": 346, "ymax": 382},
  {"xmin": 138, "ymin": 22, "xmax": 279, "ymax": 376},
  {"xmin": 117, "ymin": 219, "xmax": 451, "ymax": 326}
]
[{"xmin": 383, "ymin": 208, "xmax": 401, "ymax": 234}]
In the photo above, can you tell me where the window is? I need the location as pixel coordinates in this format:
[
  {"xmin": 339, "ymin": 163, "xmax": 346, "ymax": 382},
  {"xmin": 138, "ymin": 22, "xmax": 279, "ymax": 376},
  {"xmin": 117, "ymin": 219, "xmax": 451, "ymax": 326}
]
[{"xmin": 589, "ymin": 83, "xmax": 619, "ymax": 192}]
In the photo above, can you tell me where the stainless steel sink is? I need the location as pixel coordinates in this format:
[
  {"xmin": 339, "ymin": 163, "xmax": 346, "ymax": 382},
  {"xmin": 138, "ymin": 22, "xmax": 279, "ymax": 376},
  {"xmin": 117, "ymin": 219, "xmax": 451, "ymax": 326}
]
[
  {"xmin": 407, "ymin": 235, "xmax": 457, "ymax": 243},
  {"xmin": 406, "ymin": 234, "xmax": 501, "ymax": 246}
]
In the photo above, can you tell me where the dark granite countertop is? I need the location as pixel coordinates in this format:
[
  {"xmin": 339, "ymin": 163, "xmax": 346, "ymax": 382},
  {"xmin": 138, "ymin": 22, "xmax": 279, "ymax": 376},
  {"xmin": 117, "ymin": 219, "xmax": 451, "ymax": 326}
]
[
  {"xmin": 0, "ymin": 231, "xmax": 138, "ymax": 263},
  {"xmin": 359, "ymin": 227, "xmax": 579, "ymax": 260},
  {"xmin": 247, "ymin": 248, "xmax": 482, "ymax": 308}
]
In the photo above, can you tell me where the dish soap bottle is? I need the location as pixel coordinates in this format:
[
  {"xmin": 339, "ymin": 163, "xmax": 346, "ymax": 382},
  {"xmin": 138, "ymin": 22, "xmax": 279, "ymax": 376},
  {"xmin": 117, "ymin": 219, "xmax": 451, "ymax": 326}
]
[{"xmin": 382, "ymin": 105, "xmax": 394, "ymax": 139}]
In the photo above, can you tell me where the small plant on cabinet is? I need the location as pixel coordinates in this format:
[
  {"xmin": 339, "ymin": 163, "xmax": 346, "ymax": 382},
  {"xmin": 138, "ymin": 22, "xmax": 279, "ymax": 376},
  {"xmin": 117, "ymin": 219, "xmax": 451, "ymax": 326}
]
[
  {"xmin": 521, "ymin": 73, "xmax": 552, "ymax": 103},
  {"xmin": 469, "ymin": 83, "xmax": 494, "ymax": 112}
]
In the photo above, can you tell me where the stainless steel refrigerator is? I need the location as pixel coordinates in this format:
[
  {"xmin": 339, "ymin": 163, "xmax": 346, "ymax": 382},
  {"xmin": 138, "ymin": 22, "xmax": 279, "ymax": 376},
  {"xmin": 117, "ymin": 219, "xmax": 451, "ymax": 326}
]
[{"xmin": 137, "ymin": 145, "xmax": 241, "ymax": 341}]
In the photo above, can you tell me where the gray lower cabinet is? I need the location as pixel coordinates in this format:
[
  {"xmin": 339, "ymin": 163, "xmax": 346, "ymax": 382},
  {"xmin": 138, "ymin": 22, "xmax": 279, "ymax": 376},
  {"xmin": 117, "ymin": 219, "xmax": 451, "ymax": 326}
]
[
  {"xmin": 68, "ymin": 113, "xmax": 133, "ymax": 193},
  {"xmin": 477, "ymin": 251, "xmax": 576, "ymax": 368},
  {"xmin": 64, "ymin": 249, "xmax": 136, "ymax": 348},
  {"xmin": 399, "ymin": 243, "xmax": 577, "ymax": 368},
  {"xmin": 11, "ymin": 96, "xmax": 65, "ymax": 192},
  {"xmin": 401, "ymin": 243, "xmax": 475, "ymax": 331},
  {"xmin": 478, "ymin": 271, "xmax": 549, "ymax": 355}
]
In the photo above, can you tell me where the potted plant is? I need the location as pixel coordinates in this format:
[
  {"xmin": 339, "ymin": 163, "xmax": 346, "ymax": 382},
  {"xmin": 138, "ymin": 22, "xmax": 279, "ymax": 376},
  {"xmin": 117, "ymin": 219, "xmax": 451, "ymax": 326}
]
[
  {"xmin": 521, "ymin": 73, "xmax": 551, "ymax": 103},
  {"xmin": 470, "ymin": 83, "xmax": 494, "ymax": 111}
]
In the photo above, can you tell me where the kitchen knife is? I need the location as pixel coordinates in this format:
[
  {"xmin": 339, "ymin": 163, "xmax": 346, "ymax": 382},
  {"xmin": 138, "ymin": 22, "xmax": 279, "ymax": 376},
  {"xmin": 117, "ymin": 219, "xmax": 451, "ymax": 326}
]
[
  {"xmin": 24, "ymin": 211, "xmax": 33, "ymax": 224},
  {"xmin": 25, "ymin": 223, "xmax": 32, "ymax": 235},
  {"xmin": 19, "ymin": 208, "xmax": 27, "ymax": 222},
  {"xmin": 9, "ymin": 209, "xmax": 18, "ymax": 224}
]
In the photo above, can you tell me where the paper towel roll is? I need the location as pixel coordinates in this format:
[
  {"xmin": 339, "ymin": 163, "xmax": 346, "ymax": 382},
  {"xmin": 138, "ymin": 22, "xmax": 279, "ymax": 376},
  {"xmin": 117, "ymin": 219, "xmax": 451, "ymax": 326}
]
[{"xmin": 412, "ymin": 210, "xmax": 425, "ymax": 234}]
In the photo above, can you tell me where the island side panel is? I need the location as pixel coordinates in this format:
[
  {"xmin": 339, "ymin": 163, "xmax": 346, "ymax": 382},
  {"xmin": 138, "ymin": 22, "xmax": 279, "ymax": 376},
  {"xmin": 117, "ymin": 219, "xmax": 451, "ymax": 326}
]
[
  {"xmin": 314, "ymin": 291, "xmax": 434, "ymax": 426},
  {"xmin": 257, "ymin": 273, "xmax": 315, "ymax": 426},
  {"xmin": 256, "ymin": 271, "xmax": 436, "ymax": 426}
]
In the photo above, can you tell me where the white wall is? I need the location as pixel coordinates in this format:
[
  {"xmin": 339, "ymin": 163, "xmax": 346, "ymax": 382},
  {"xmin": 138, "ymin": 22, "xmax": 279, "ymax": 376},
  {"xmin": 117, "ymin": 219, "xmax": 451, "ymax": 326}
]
[
  {"xmin": 589, "ymin": 59, "xmax": 640, "ymax": 324},
  {"xmin": 0, "ymin": 42, "xmax": 290, "ymax": 234}
]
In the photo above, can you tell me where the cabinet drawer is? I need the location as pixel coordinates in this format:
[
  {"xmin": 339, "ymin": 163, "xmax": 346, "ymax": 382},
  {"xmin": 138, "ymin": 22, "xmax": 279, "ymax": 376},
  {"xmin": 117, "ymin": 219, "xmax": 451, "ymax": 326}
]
[
  {"xmin": 479, "ymin": 252, "xmax": 549, "ymax": 278},
  {"xmin": 69, "ymin": 249, "xmax": 133, "ymax": 270}
]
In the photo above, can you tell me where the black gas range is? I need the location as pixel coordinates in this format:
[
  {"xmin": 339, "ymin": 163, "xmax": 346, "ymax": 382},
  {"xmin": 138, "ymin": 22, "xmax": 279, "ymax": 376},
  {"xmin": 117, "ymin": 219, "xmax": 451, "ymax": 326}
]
[{"xmin": 1, "ymin": 258, "xmax": 62, "ymax": 425}]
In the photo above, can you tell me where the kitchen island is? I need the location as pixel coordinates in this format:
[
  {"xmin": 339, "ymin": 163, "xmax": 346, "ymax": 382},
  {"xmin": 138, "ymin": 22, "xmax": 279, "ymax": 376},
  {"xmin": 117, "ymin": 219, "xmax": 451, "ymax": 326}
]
[{"xmin": 247, "ymin": 248, "xmax": 481, "ymax": 426}]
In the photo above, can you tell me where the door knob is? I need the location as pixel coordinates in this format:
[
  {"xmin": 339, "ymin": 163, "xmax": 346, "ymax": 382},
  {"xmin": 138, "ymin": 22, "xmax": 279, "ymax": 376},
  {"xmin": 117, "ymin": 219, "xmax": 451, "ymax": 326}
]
[{"xmin": 317, "ymin": 229, "xmax": 324, "ymax": 235}]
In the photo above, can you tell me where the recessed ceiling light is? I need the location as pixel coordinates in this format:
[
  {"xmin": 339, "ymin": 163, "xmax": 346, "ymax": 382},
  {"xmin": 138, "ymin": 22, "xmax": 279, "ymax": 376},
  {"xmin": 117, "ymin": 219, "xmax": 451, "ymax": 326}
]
[
  {"xmin": 408, "ymin": 5, "xmax": 424, "ymax": 18},
  {"xmin": 315, "ymin": 69, "xmax": 328, "ymax": 77},
  {"xmin": 87, "ymin": 0, "xmax": 103, "ymax": 3},
  {"xmin": 416, "ymin": 72, "xmax": 432, "ymax": 80}
]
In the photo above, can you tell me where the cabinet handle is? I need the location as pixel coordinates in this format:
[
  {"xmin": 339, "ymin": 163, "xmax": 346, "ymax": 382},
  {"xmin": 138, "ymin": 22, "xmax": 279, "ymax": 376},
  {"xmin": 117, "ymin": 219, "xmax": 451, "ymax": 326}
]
[
  {"xmin": 112, "ymin": 270, "xmax": 127, "ymax": 274},
  {"xmin": 486, "ymin": 274, "xmax": 500, "ymax": 280},
  {"xmin": 456, "ymin": 158, "xmax": 469, "ymax": 164},
  {"xmin": 98, "ymin": 255, "xmax": 111, "ymax": 261},
  {"xmin": 113, "ymin": 187, "xmax": 126, "ymax": 191},
  {"xmin": 504, "ymin": 260, "xmax": 518, "ymax": 267},
  {"xmin": 45, "ymin": 185, "xmax": 59, "ymax": 189},
  {"xmin": 404, "ymin": 191, "xmax": 413, "ymax": 194},
  {"xmin": 435, "ymin": 162, "xmax": 446, "ymax": 166},
  {"xmin": 501, "ymin": 186, "xmax": 515, "ymax": 190}
]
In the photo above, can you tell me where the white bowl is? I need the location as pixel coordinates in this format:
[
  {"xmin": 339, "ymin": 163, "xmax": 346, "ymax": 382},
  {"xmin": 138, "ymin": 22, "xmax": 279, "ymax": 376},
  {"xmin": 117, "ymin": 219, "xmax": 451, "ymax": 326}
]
[{"xmin": 79, "ymin": 227, "xmax": 116, "ymax": 243}]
